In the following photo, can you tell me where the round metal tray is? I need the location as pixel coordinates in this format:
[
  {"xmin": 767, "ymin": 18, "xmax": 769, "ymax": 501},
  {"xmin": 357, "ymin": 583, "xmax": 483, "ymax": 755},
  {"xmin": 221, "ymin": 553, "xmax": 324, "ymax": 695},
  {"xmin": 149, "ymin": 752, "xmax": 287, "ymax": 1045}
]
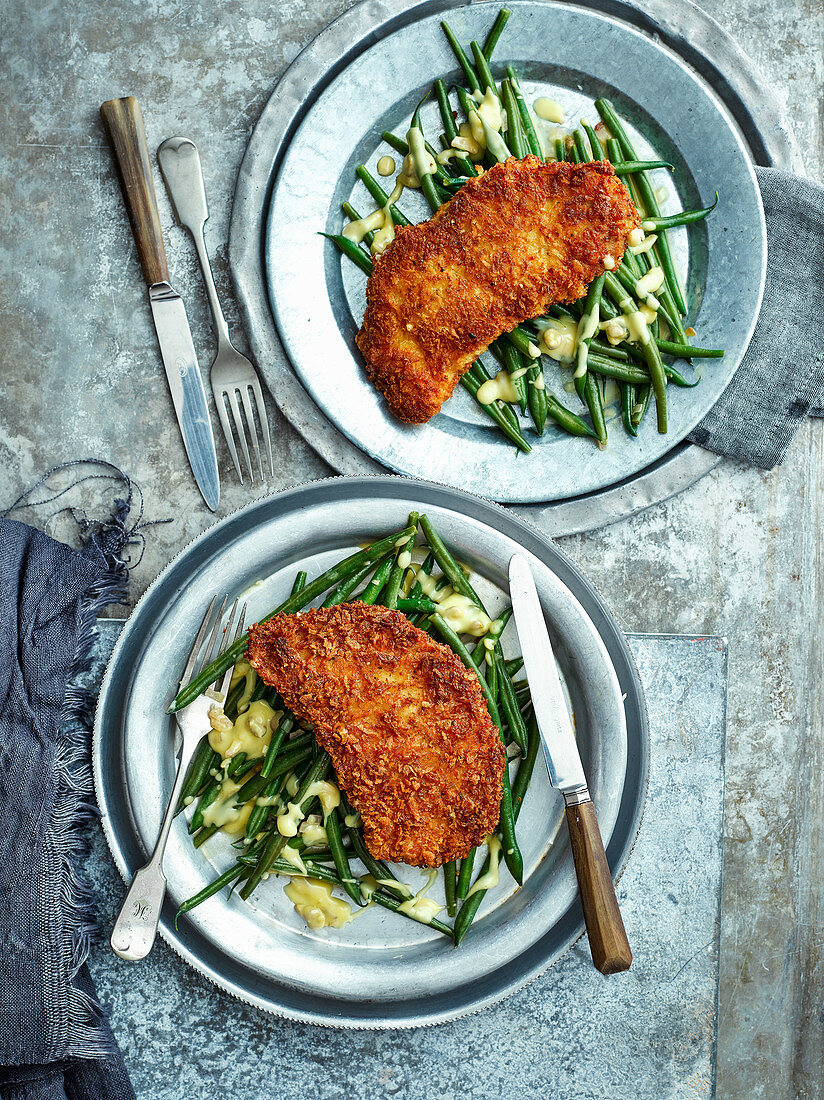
[
  {"xmin": 229, "ymin": 0, "xmax": 799, "ymax": 534},
  {"xmin": 93, "ymin": 476, "xmax": 649, "ymax": 1027}
]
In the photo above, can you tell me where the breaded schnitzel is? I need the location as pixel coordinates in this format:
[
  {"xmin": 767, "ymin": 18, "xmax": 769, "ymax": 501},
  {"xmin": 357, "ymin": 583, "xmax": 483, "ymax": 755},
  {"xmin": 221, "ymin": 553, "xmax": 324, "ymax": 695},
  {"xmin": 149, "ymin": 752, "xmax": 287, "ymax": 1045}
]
[
  {"xmin": 245, "ymin": 603, "xmax": 504, "ymax": 867},
  {"xmin": 356, "ymin": 156, "xmax": 639, "ymax": 423}
]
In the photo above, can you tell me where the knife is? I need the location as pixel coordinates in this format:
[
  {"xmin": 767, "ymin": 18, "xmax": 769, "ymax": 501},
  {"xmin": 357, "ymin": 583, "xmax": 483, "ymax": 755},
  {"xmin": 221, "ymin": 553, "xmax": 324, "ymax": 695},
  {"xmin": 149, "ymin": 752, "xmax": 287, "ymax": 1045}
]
[
  {"xmin": 509, "ymin": 553, "xmax": 632, "ymax": 974},
  {"xmin": 100, "ymin": 97, "xmax": 220, "ymax": 512}
]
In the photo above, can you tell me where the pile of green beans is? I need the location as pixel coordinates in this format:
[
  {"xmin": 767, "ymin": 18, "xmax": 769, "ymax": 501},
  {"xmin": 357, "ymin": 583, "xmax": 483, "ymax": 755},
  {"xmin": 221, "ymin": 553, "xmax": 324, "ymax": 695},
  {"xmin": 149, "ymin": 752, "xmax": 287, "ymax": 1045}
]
[
  {"xmin": 174, "ymin": 514, "xmax": 542, "ymax": 947},
  {"xmin": 323, "ymin": 6, "xmax": 724, "ymax": 449}
]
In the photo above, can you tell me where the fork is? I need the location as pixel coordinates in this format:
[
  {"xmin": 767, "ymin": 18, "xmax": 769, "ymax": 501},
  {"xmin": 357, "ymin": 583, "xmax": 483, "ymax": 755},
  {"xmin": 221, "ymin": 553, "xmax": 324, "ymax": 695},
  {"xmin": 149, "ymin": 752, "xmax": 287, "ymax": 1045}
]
[
  {"xmin": 157, "ymin": 136, "xmax": 274, "ymax": 484},
  {"xmin": 110, "ymin": 595, "xmax": 245, "ymax": 961}
]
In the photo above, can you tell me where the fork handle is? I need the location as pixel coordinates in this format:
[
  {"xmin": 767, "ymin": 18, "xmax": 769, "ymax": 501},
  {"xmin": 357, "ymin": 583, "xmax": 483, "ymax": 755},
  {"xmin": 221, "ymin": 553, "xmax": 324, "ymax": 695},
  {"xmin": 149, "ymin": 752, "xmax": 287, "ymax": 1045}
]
[
  {"xmin": 111, "ymin": 726, "xmax": 193, "ymax": 961},
  {"xmin": 100, "ymin": 97, "xmax": 169, "ymax": 286}
]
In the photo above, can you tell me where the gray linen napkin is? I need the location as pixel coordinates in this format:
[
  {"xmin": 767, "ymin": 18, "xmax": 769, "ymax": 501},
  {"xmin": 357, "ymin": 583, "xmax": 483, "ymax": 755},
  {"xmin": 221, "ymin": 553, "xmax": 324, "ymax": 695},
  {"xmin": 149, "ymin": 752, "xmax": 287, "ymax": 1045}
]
[
  {"xmin": 0, "ymin": 464, "xmax": 139, "ymax": 1100},
  {"xmin": 687, "ymin": 165, "xmax": 824, "ymax": 467}
]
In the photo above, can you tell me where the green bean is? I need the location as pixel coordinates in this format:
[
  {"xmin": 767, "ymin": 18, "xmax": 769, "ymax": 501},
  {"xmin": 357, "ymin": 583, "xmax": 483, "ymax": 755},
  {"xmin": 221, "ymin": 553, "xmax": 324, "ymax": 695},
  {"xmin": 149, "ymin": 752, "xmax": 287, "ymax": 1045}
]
[
  {"xmin": 603, "ymin": 271, "xmax": 668, "ymax": 432},
  {"xmin": 410, "ymin": 98, "xmax": 448, "ymax": 215},
  {"xmin": 418, "ymin": 516, "xmax": 487, "ymax": 612},
  {"xmin": 494, "ymin": 649, "xmax": 528, "ymax": 754},
  {"xmin": 322, "ymin": 560, "xmax": 375, "ymax": 607},
  {"xmin": 511, "ymin": 715, "xmax": 541, "ymax": 818},
  {"xmin": 631, "ymin": 383, "xmax": 653, "ymax": 427},
  {"xmin": 620, "ymin": 381, "xmax": 639, "ymax": 436},
  {"xmin": 642, "ymin": 193, "xmax": 718, "ymax": 229},
  {"xmin": 225, "ymin": 752, "xmax": 249, "ymax": 779},
  {"xmin": 657, "ymin": 340, "xmax": 723, "ymax": 359},
  {"xmin": 457, "ymin": 850, "xmax": 476, "ymax": 899},
  {"xmin": 192, "ymin": 823, "xmax": 219, "ymax": 848},
  {"xmin": 525, "ymin": 361, "xmax": 548, "ymax": 434},
  {"xmin": 500, "ymin": 79, "xmax": 528, "ymax": 160},
  {"xmin": 504, "ymin": 656, "xmax": 524, "ymax": 677},
  {"xmin": 505, "ymin": 67, "xmax": 543, "ymax": 158},
  {"xmin": 325, "ymin": 807, "xmax": 363, "ymax": 905},
  {"xmin": 505, "ymin": 325, "xmax": 542, "ymax": 361},
  {"xmin": 582, "ymin": 371, "xmax": 607, "ymax": 445},
  {"xmin": 176, "ymin": 736, "xmax": 219, "ymax": 815},
  {"xmin": 443, "ymin": 860, "xmax": 458, "ymax": 917},
  {"xmin": 244, "ymin": 773, "xmax": 287, "ymax": 842},
  {"xmin": 355, "ymin": 165, "xmax": 411, "ymax": 226},
  {"xmin": 340, "ymin": 201, "xmax": 376, "ymax": 248},
  {"xmin": 291, "ymin": 571, "xmax": 307, "ymax": 596},
  {"xmin": 380, "ymin": 130, "xmax": 449, "ymax": 179},
  {"xmin": 408, "ymin": 552, "xmax": 435, "ymax": 599},
  {"xmin": 491, "ymin": 337, "xmax": 528, "ymax": 411},
  {"xmin": 470, "ymin": 40, "xmax": 499, "ymax": 97},
  {"xmin": 441, "ymin": 21, "xmax": 481, "ymax": 91},
  {"xmin": 176, "ymin": 864, "xmax": 245, "ymax": 924},
  {"xmin": 540, "ymin": 393, "xmax": 595, "ymax": 440},
  {"xmin": 554, "ymin": 137, "xmax": 565, "ymax": 161},
  {"xmin": 346, "ymin": 826, "xmax": 407, "ymax": 898},
  {"xmin": 321, "ymin": 233, "xmax": 373, "ymax": 276},
  {"xmin": 482, "ymin": 7, "xmax": 511, "ymax": 58},
  {"xmin": 395, "ymin": 597, "xmax": 437, "ymax": 614},
  {"xmin": 260, "ymin": 712, "xmax": 295, "ymax": 778},
  {"xmin": 240, "ymin": 753, "xmax": 331, "ymax": 899},
  {"xmin": 573, "ymin": 129, "xmax": 589, "ymax": 162},
  {"xmin": 429, "ymin": 613, "xmax": 522, "ymax": 883},
  {"xmin": 582, "ymin": 119, "xmax": 604, "ymax": 160},
  {"xmin": 263, "ymin": 743, "xmax": 313, "ymax": 781},
  {"xmin": 460, "ymin": 370, "xmax": 532, "ymax": 453},
  {"xmin": 466, "ymin": 360, "xmax": 522, "ymax": 431},
  {"xmin": 189, "ymin": 775, "xmax": 221, "ymax": 834},
  {"xmin": 433, "ymin": 80, "xmax": 475, "ymax": 178},
  {"xmin": 609, "ymin": 159, "xmax": 674, "ymax": 173},
  {"xmin": 588, "ymin": 355, "xmax": 650, "ymax": 385},
  {"xmin": 595, "ymin": 97, "xmax": 687, "ymax": 316},
  {"xmin": 171, "ymin": 527, "xmax": 415, "ymax": 711},
  {"xmin": 359, "ymin": 554, "xmax": 394, "ymax": 605},
  {"xmin": 383, "ymin": 514, "xmax": 419, "ymax": 609}
]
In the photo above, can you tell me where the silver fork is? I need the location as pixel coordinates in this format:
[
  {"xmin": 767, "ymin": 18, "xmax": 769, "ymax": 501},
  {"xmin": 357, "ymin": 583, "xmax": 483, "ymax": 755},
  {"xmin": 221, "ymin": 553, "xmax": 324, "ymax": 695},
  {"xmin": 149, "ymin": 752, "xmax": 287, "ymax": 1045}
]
[
  {"xmin": 157, "ymin": 136, "xmax": 274, "ymax": 484},
  {"xmin": 110, "ymin": 595, "xmax": 246, "ymax": 961}
]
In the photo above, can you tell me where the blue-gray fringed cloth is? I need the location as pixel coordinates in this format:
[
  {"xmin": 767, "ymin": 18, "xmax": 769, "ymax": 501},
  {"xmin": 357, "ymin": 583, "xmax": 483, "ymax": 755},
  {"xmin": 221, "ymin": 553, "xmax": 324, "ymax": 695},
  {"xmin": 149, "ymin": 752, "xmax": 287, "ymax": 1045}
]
[
  {"xmin": 688, "ymin": 166, "xmax": 824, "ymax": 467},
  {"xmin": 0, "ymin": 468, "xmax": 137, "ymax": 1100}
]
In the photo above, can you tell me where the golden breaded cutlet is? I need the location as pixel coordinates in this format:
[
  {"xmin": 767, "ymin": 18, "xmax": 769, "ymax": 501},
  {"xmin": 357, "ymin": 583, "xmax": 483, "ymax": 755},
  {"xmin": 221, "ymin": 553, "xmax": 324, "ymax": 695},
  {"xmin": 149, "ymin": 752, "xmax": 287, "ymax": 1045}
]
[
  {"xmin": 245, "ymin": 603, "xmax": 505, "ymax": 867},
  {"xmin": 355, "ymin": 156, "xmax": 639, "ymax": 423}
]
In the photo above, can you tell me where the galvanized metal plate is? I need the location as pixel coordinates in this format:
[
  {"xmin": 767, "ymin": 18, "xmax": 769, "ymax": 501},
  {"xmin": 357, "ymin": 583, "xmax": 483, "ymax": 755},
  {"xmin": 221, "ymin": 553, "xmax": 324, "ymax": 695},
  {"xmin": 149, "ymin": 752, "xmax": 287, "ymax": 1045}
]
[
  {"xmin": 232, "ymin": 0, "xmax": 796, "ymax": 532},
  {"xmin": 93, "ymin": 476, "xmax": 648, "ymax": 1027},
  {"xmin": 261, "ymin": 1, "xmax": 764, "ymax": 504}
]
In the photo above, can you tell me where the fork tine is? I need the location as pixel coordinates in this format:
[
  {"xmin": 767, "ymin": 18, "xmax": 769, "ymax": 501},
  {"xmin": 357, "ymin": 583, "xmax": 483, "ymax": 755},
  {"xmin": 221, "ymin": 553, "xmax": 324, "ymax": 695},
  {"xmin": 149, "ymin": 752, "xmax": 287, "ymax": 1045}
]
[
  {"xmin": 226, "ymin": 388, "xmax": 254, "ymax": 483},
  {"xmin": 250, "ymin": 380, "xmax": 274, "ymax": 479},
  {"xmin": 217, "ymin": 603, "xmax": 248, "ymax": 698},
  {"xmin": 198, "ymin": 594, "xmax": 227, "ymax": 674},
  {"xmin": 180, "ymin": 595, "xmax": 218, "ymax": 687},
  {"xmin": 216, "ymin": 392, "xmax": 243, "ymax": 484},
  {"xmin": 240, "ymin": 385, "xmax": 263, "ymax": 483}
]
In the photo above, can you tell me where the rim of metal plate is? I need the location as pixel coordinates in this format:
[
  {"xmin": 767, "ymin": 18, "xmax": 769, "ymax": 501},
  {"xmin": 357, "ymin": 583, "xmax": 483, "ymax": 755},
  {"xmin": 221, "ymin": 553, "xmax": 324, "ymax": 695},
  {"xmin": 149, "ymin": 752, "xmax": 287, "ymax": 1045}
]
[
  {"xmin": 93, "ymin": 475, "xmax": 649, "ymax": 1028},
  {"xmin": 229, "ymin": 0, "xmax": 800, "ymax": 535}
]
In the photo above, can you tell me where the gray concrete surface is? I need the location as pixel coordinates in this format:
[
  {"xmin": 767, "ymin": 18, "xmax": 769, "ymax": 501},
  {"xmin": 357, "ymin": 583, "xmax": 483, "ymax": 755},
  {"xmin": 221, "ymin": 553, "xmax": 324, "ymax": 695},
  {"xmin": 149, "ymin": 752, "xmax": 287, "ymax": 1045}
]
[{"xmin": 1, "ymin": 0, "xmax": 822, "ymax": 1096}]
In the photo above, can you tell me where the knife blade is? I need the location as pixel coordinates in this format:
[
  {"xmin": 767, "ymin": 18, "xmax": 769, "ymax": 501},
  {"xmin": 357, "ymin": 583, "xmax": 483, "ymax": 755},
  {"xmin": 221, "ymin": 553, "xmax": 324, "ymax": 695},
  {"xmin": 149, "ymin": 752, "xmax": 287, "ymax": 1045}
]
[
  {"xmin": 509, "ymin": 553, "xmax": 632, "ymax": 974},
  {"xmin": 100, "ymin": 97, "xmax": 220, "ymax": 512}
]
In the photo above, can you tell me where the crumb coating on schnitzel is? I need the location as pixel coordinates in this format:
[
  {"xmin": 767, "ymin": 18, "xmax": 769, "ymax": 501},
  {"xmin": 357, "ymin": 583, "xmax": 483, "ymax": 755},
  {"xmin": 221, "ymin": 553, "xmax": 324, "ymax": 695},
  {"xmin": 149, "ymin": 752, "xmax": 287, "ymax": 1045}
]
[
  {"xmin": 246, "ymin": 602, "xmax": 505, "ymax": 867},
  {"xmin": 355, "ymin": 156, "xmax": 639, "ymax": 423}
]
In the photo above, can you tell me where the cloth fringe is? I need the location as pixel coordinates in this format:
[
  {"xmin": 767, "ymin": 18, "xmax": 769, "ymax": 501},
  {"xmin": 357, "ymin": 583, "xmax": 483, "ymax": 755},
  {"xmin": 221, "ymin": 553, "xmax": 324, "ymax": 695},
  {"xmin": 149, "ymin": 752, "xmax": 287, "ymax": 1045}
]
[{"xmin": 5, "ymin": 461, "xmax": 163, "ymax": 1061}]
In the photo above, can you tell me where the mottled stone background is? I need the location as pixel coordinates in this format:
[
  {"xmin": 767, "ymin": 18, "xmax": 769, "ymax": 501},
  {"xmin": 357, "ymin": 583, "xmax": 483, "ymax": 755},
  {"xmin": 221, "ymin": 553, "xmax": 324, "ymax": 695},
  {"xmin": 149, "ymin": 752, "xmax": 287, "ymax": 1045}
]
[{"xmin": 1, "ymin": 0, "xmax": 822, "ymax": 1096}]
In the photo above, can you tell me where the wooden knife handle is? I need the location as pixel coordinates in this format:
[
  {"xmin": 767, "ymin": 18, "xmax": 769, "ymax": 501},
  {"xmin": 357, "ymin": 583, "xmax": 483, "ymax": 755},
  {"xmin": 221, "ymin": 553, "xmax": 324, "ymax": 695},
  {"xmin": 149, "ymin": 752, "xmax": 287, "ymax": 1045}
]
[
  {"xmin": 100, "ymin": 97, "xmax": 169, "ymax": 286},
  {"xmin": 566, "ymin": 799, "xmax": 633, "ymax": 974}
]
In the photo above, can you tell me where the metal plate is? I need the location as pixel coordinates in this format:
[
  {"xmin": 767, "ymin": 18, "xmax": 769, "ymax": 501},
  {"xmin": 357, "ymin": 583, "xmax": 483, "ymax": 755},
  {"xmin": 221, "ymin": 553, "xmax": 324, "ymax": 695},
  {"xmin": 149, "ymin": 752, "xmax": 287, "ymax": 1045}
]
[
  {"xmin": 230, "ymin": 0, "xmax": 797, "ymax": 532},
  {"xmin": 93, "ymin": 476, "xmax": 648, "ymax": 1027},
  {"xmin": 264, "ymin": 1, "xmax": 765, "ymax": 503}
]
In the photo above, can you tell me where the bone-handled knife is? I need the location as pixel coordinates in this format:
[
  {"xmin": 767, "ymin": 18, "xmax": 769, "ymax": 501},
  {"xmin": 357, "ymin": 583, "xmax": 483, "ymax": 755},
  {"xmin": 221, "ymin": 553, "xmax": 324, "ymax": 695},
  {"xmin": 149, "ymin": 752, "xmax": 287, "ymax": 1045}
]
[
  {"xmin": 100, "ymin": 97, "xmax": 220, "ymax": 512},
  {"xmin": 509, "ymin": 553, "xmax": 632, "ymax": 974}
]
